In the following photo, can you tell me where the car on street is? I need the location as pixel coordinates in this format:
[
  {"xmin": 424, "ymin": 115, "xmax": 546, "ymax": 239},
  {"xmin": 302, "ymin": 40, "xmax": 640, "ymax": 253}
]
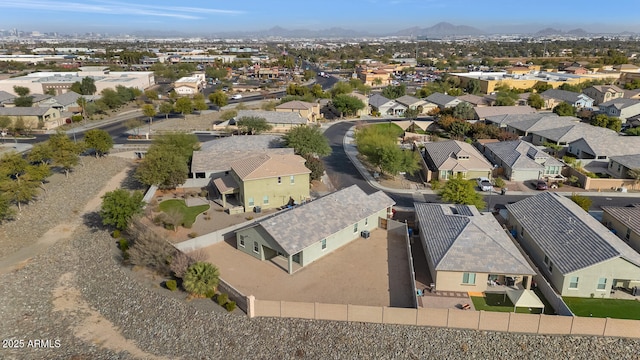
[
  {"xmin": 231, "ymin": 94, "xmax": 242, "ymax": 100},
  {"xmin": 535, "ymin": 179, "xmax": 548, "ymax": 190}
]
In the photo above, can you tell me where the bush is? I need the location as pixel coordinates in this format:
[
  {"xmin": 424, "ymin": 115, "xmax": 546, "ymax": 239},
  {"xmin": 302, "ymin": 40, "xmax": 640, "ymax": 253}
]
[
  {"xmin": 112, "ymin": 229, "xmax": 121, "ymax": 238},
  {"xmin": 188, "ymin": 232, "xmax": 198, "ymax": 238},
  {"xmin": 493, "ymin": 177, "xmax": 505, "ymax": 189},
  {"xmin": 225, "ymin": 300, "xmax": 236, "ymax": 312},
  {"xmin": 182, "ymin": 262, "xmax": 220, "ymax": 297},
  {"xmin": 216, "ymin": 293, "xmax": 229, "ymax": 306},
  {"xmin": 205, "ymin": 288, "xmax": 216, "ymax": 298},
  {"xmin": 430, "ymin": 178, "xmax": 442, "ymax": 190},
  {"xmin": 165, "ymin": 280, "xmax": 177, "ymax": 291},
  {"xmin": 127, "ymin": 221, "xmax": 177, "ymax": 276},
  {"xmin": 118, "ymin": 238, "xmax": 130, "ymax": 261}
]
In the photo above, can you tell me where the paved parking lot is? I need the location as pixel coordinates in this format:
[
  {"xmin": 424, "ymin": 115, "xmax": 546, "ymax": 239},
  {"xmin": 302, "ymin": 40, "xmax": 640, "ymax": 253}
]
[{"xmin": 201, "ymin": 228, "xmax": 414, "ymax": 307}]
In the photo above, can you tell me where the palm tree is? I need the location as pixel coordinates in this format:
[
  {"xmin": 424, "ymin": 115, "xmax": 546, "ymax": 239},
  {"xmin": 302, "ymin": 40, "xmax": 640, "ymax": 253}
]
[{"xmin": 182, "ymin": 262, "xmax": 220, "ymax": 296}]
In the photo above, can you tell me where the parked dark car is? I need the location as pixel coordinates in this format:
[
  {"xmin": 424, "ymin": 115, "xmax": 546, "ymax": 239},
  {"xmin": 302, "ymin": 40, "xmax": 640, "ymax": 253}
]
[{"xmin": 535, "ymin": 180, "xmax": 548, "ymax": 190}]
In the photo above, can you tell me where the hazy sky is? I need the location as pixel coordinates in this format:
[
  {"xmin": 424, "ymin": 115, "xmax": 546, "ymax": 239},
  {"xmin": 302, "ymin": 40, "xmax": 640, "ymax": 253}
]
[{"xmin": 0, "ymin": 0, "xmax": 638, "ymax": 34}]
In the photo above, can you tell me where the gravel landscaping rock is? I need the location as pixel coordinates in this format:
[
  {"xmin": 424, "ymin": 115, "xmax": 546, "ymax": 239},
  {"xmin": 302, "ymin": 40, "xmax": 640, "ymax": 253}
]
[{"xmin": 1, "ymin": 156, "xmax": 640, "ymax": 359}]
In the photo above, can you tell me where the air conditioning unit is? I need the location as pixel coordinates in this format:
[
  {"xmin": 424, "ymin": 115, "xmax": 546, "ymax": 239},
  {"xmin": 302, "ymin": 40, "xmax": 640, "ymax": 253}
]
[
  {"xmin": 361, "ymin": 230, "xmax": 371, "ymax": 239},
  {"xmin": 253, "ymin": 206, "xmax": 262, "ymax": 213}
]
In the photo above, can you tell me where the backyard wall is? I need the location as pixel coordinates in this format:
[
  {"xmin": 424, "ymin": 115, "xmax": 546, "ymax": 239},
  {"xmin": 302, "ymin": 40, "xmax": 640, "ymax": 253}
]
[
  {"xmin": 564, "ymin": 167, "xmax": 636, "ymax": 191},
  {"xmin": 175, "ymin": 218, "xmax": 256, "ymax": 252},
  {"xmin": 248, "ymin": 297, "xmax": 640, "ymax": 339}
]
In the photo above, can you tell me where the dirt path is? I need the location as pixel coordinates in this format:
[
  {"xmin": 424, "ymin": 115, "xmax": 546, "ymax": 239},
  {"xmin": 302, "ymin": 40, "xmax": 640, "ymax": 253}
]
[
  {"xmin": 52, "ymin": 272, "xmax": 174, "ymax": 360},
  {"xmin": 0, "ymin": 165, "xmax": 132, "ymax": 275}
]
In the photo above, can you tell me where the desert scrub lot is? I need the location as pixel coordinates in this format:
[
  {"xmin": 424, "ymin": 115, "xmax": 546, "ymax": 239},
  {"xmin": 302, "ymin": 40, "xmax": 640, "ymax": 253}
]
[
  {"xmin": 159, "ymin": 199, "xmax": 209, "ymax": 228},
  {"xmin": 563, "ymin": 297, "xmax": 640, "ymax": 320}
]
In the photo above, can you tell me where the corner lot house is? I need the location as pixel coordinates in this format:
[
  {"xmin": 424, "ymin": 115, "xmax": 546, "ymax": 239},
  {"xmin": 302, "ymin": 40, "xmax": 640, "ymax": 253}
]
[
  {"xmin": 415, "ymin": 203, "xmax": 536, "ymax": 293},
  {"xmin": 0, "ymin": 106, "xmax": 62, "ymax": 130},
  {"xmin": 506, "ymin": 192, "xmax": 640, "ymax": 298},
  {"xmin": 275, "ymin": 100, "xmax": 320, "ymax": 122},
  {"xmin": 235, "ymin": 185, "xmax": 395, "ymax": 274},
  {"xmin": 235, "ymin": 110, "xmax": 307, "ymax": 132},
  {"xmin": 421, "ymin": 140, "xmax": 493, "ymax": 181},
  {"xmin": 602, "ymin": 205, "xmax": 640, "ymax": 254}
]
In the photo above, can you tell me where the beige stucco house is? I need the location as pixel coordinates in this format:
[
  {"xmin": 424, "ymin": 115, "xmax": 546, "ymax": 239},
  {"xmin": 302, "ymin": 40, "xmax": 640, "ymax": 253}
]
[
  {"xmin": 174, "ymin": 75, "xmax": 204, "ymax": 96},
  {"xmin": 421, "ymin": 140, "xmax": 493, "ymax": 181},
  {"xmin": 235, "ymin": 185, "xmax": 394, "ymax": 274},
  {"xmin": 415, "ymin": 203, "xmax": 536, "ymax": 293},
  {"xmin": 506, "ymin": 192, "xmax": 640, "ymax": 298},
  {"xmin": 275, "ymin": 100, "xmax": 320, "ymax": 122},
  {"xmin": 0, "ymin": 106, "xmax": 63, "ymax": 130},
  {"xmin": 583, "ymin": 85, "xmax": 625, "ymax": 105},
  {"xmin": 602, "ymin": 205, "xmax": 640, "ymax": 255}
]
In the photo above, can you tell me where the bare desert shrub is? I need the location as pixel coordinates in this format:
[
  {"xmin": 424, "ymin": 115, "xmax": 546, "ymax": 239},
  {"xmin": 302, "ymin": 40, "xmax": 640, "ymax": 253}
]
[
  {"xmin": 170, "ymin": 249, "xmax": 208, "ymax": 279},
  {"xmin": 127, "ymin": 221, "xmax": 177, "ymax": 276}
]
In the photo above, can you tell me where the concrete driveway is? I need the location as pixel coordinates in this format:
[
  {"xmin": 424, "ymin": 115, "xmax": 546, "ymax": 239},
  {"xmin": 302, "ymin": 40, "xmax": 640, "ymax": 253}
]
[{"xmin": 201, "ymin": 228, "xmax": 414, "ymax": 308}]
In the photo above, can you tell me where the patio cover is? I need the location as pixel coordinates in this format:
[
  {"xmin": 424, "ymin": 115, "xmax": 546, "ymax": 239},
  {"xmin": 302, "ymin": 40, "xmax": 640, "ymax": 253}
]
[{"xmin": 506, "ymin": 288, "xmax": 544, "ymax": 313}]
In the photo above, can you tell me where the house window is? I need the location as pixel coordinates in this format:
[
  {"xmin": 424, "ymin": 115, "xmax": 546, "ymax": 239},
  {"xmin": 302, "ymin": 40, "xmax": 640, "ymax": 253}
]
[
  {"xmin": 569, "ymin": 276, "xmax": 579, "ymax": 289},
  {"xmin": 239, "ymin": 236, "xmax": 245, "ymax": 247},
  {"xmin": 253, "ymin": 241, "xmax": 259, "ymax": 254},
  {"xmin": 462, "ymin": 273, "xmax": 476, "ymax": 285},
  {"xmin": 544, "ymin": 255, "xmax": 550, "ymax": 265},
  {"xmin": 277, "ymin": 176, "xmax": 282, "ymax": 184},
  {"xmin": 248, "ymin": 197, "xmax": 254, "ymax": 206},
  {"xmin": 597, "ymin": 278, "xmax": 607, "ymax": 290},
  {"xmin": 548, "ymin": 260, "xmax": 553, "ymax": 274},
  {"xmin": 365, "ymin": 217, "xmax": 368, "ymax": 226},
  {"xmin": 290, "ymin": 175, "xmax": 295, "ymax": 184},
  {"xmin": 353, "ymin": 223, "xmax": 358, "ymax": 233},
  {"xmin": 263, "ymin": 195, "xmax": 269, "ymax": 204},
  {"xmin": 626, "ymin": 228, "xmax": 631, "ymax": 241},
  {"xmin": 321, "ymin": 239, "xmax": 326, "ymax": 250},
  {"xmin": 520, "ymin": 227, "xmax": 524, "ymax": 238}
]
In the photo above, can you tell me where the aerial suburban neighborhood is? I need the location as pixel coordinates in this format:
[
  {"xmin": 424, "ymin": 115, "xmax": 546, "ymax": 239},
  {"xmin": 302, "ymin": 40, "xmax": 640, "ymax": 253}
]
[{"xmin": 2, "ymin": 1, "xmax": 640, "ymax": 358}]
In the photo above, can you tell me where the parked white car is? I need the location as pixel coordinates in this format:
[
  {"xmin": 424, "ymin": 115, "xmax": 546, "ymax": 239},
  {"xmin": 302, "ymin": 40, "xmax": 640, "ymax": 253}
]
[
  {"xmin": 231, "ymin": 94, "xmax": 242, "ymax": 100},
  {"xmin": 477, "ymin": 177, "xmax": 493, "ymax": 192}
]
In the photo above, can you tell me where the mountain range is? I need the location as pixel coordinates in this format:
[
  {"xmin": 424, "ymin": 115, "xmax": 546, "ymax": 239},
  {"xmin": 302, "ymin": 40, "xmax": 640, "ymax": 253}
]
[{"xmin": 131, "ymin": 22, "xmax": 635, "ymax": 39}]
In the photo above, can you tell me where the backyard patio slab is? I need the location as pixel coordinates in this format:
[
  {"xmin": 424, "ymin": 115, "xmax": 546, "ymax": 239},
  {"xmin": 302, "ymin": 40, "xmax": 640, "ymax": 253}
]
[{"xmin": 201, "ymin": 228, "xmax": 414, "ymax": 307}]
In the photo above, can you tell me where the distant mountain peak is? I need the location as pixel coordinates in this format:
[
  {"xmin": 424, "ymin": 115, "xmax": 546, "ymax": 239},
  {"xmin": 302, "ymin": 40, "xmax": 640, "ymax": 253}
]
[{"xmin": 395, "ymin": 22, "xmax": 484, "ymax": 37}]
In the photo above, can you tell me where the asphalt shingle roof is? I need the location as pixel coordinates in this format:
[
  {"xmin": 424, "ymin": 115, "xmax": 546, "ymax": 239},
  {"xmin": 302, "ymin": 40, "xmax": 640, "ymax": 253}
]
[
  {"xmin": 505, "ymin": 192, "xmax": 640, "ymax": 275},
  {"xmin": 229, "ymin": 153, "xmax": 310, "ymax": 181},
  {"xmin": 257, "ymin": 185, "xmax": 395, "ymax": 255},
  {"xmin": 0, "ymin": 107, "xmax": 53, "ymax": 116},
  {"xmin": 485, "ymin": 140, "xmax": 562, "ymax": 170},
  {"xmin": 369, "ymin": 94, "xmax": 392, "ymax": 108},
  {"xmin": 236, "ymin": 109, "xmax": 306, "ymax": 125},
  {"xmin": 609, "ymin": 154, "xmax": 640, "ymax": 169},
  {"xmin": 474, "ymin": 106, "xmax": 537, "ymax": 119},
  {"xmin": 542, "ymin": 89, "xmax": 592, "ymax": 104},
  {"xmin": 415, "ymin": 203, "xmax": 535, "ymax": 274},
  {"xmin": 599, "ymin": 98, "xmax": 640, "ymax": 110},
  {"xmin": 425, "ymin": 92, "xmax": 458, "ymax": 107},
  {"xmin": 423, "ymin": 140, "xmax": 492, "ymax": 171}
]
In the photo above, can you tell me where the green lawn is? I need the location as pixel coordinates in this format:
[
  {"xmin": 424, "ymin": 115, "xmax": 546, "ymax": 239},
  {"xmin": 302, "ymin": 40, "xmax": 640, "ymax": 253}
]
[
  {"xmin": 563, "ymin": 297, "xmax": 640, "ymax": 320},
  {"xmin": 158, "ymin": 199, "xmax": 209, "ymax": 228},
  {"xmin": 371, "ymin": 122, "xmax": 405, "ymax": 137},
  {"xmin": 471, "ymin": 292, "xmax": 549, "ymax": 314}
]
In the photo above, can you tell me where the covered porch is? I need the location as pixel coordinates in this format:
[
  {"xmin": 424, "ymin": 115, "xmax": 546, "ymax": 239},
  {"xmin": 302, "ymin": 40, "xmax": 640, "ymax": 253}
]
[{"xmin": 212, "ymin": 174, "xmax": 241, "ymax": 209}]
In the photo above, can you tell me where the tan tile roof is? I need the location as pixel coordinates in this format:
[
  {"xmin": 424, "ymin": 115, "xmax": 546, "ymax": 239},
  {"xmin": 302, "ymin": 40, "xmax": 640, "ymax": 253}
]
[
  {"xmin": 230, "ymin": 153, "xmax": 310, "ymax": 181},
  {"xmin": 275, "ymin": 100, "xmax": 315, "ymax": 110},
  {"xmin": 213, "ymin": 175, "xmax": 239, "ymax": 194}
]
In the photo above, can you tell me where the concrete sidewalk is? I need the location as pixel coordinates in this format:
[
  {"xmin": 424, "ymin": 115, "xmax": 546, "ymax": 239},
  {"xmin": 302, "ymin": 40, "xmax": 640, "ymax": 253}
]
[{"xmin": 341, "ymin": 125, "xmax": 640, "ymax": 198}]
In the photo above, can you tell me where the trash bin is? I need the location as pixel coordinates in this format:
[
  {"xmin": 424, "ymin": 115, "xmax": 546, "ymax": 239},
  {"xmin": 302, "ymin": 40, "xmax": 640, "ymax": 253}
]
[{"xmin": 501, "ymin": 188, "xmax": 507, "ymax": 195}]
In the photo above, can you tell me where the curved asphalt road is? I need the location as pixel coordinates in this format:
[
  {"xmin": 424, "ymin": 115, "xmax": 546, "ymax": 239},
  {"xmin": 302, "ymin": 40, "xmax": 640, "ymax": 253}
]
[{"xmin": 322, "ymin": 121, "xmax": 640, "ymax": 210}]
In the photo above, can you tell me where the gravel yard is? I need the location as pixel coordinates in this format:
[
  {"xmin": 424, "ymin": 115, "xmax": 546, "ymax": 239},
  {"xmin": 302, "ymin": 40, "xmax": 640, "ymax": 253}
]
[{"xmin": 1, "ymin": 156, "xmax": 640, "ymax": 359}]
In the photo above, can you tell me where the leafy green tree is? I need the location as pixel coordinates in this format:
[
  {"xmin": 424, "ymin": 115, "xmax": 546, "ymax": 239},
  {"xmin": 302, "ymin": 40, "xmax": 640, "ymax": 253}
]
[
  {"xmin": 465, "ymin": 79, "xmax": 481, "ymax": 95},
  {"xmin": 553, "ymin": 102, "xmax": 576, "ymax": 116},
  {"xmin": 495, "ymin": 91, "xmax": 518, "ymax": 106},
  {"xmin": 303, "ymin": 69, "xmax": 316, "ymax": 81},
  {"xmin": 332, "ymin": 94, "xmax": 365, "ymax": 117},
  {"xmin": 142, "ymin": 104, "xmax": 157, "ymax": 126},
  {"xmin": 124, "ymin": 118, "xmax": 144, "ymax": 136},
  {"xmin": 159, "ymin": 102, "xmax": 173, "ymax": 119},
  {"xmin": 0, "ymin": 152, "xmax": 41, "ymax": 211},
  {"xmin": 570, "ymin": 193, "xmax": 592, "ymax": 211},
  {"xmin": 282, "ymin": 126, "xmax": 331, "ymax": 157},
  {"xmin": 13, "ymin": 86, "xmax": 30, "ymax": 97},
  {"xmin": 450, "ymin": 120, "xmax": 472, "ymax": 139},
  {"xmin": 0, "ymin": 193, "xmax": 15, "ymax": 223},
  {"xmin": 310, "ymin": 83, "xmax": 328, "ymax": 98},
  {"xmin": 100, "ymin": 189, "xmax": 144, "ymax": 230},
  {"xmin": 286, "ymin": 83, "xmax": 310, "ymax": 97},
  {"xmin": 13, "ymin": 96, "xmax": 33, "ymax": 107},
  {"xmin": 144, "ymin": 89, "xmax": 159, "ymax": 101},
  {"xmin": 590, "ymin": 114, "xmax": 622, "ymax": 132},
  {"xmin": 48, "ymin": 132, "xmax": 83, "ymax": 177},
  {"xmin": 0, "ymin": 177, "xmax": 38, "ymax": 211},
  {"xmin": 193, "ymin": 98, "xmax": 208, "ymax": 112},
  {"xmin": 152, "ymin": 133, "xmax": 199, "ymax": 162},
  {"xmin": 381, "ymin": 84, "xmax": 406, "ymax": 99},
  {"xmin": 220, "ymin": 109, "xmax": 237, "ymax": 121},
  {"xmin": 84, "ymin": 129, "xmax": 114, "ymax": 157},
  {"xmin": 205, "ymin": 67, "xmax": 228, "ymax": 81},
  {"xmin": 403, "ymin": 108, "xmax": 420, "ymax": 120},
  {"xmin": 174, "ymin": 97, "xmax": 193, "ymax": 115},
  {"xmin": 135, "ymin": 148, "xmax": 189, "ymax": 189},
  {"xmin": 182, "ymin": 262, "xmax": 220, "ymax": 297},
  {"xmin": 303, "ymin": 154, "xmax": 325, "ymax": 181},
  {"xmin": 100, "ymin": 88, "xmax": 123, "ymax": 109},
  {"xmin": 78, "ymin": 77, "xmax": 96, "ymax": 95},
  {"xmin": 28, "ymin": 142, "xmax": 53, "ymax": 164},
  {"xmin": 452, "ymin": 102, "xmax": 476, "ymax": 120},
  {"xmin": 527, "ymin": 93, "xmax": 545, "ymax": 109},
  {"xmin": 236, "ymin": 116, "xmax": 272, "ymax": 135},
  {"xmin": 438, "ymin": 175, "xmax": 486, "ymax": 209},
  {"xmin": 208, "ymin": 90, "xmax": 228, "ymax": 110},
  {"xmin": 329, "ymin": 82, "xmax": 353, "ymax": 98},
  {"xmin": 0, "ymin": 116, "xmax": 11, "ymax": 131}
]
